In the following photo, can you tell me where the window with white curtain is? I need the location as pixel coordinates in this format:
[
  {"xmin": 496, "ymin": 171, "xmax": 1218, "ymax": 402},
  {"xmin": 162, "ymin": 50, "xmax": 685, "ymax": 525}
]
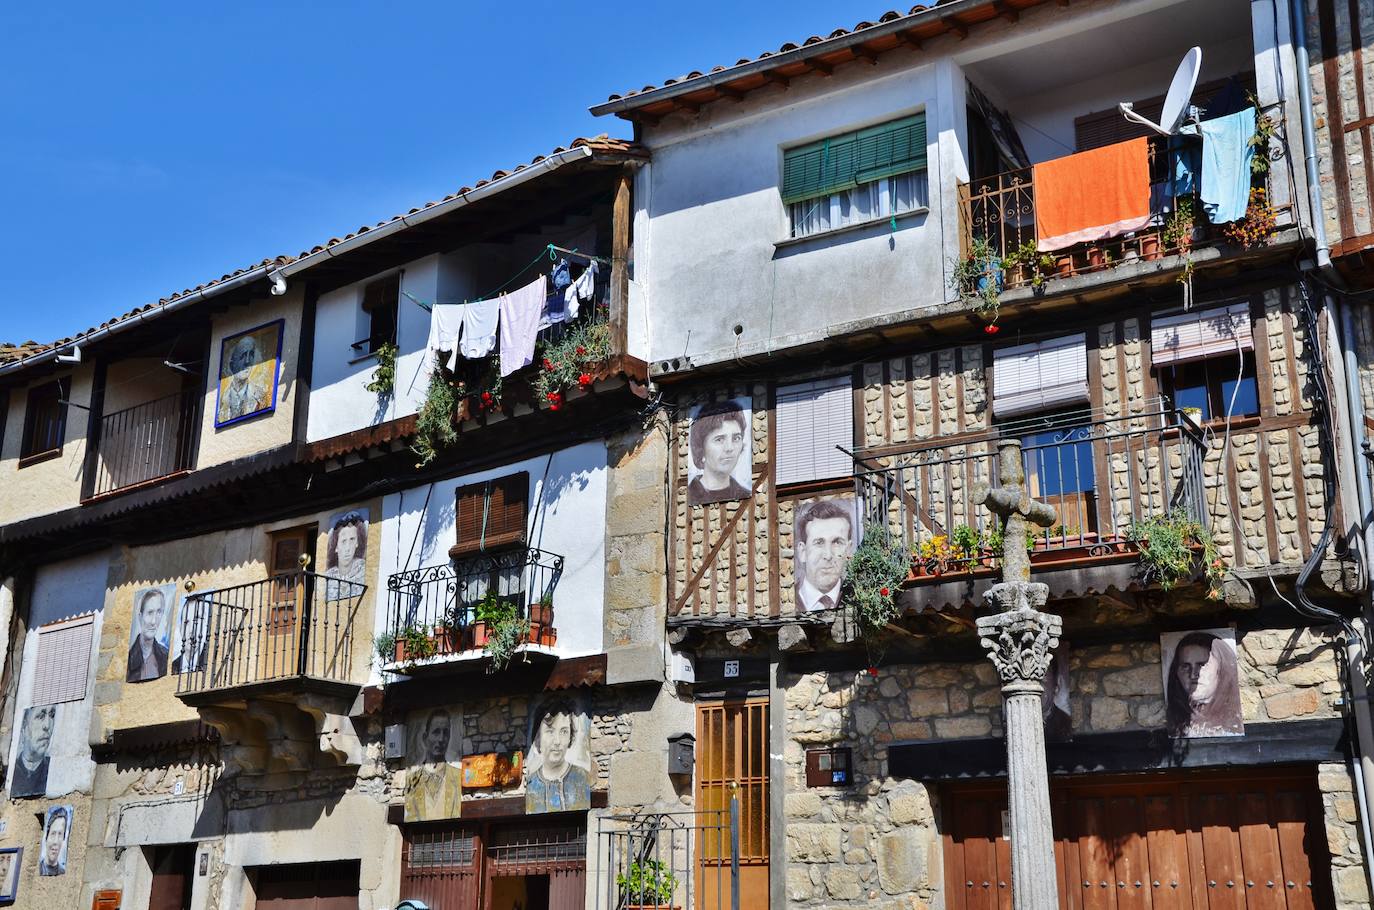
[{"xmin": 788, "ymin": 171, "xmax": 929, "ymax": 239}]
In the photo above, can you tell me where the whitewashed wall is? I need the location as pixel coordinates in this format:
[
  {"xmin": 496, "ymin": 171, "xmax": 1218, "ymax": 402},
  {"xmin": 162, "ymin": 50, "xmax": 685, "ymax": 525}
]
[
  {"xmin": 372, "ymin": 441, "xmax": 608, "ymax": 682},
  {"xmin": 6, "ymin": 550, "xmax": 108, "ymax": 798}
]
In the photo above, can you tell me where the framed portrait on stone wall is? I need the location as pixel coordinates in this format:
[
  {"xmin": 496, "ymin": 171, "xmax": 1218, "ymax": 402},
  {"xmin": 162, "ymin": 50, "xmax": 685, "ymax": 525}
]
[
  {"xmin": 404, "ymin": 708, "xmax": 462, "ymax": 822},
  {"xmin": 524, "ymin": 694, "xmax": 592, "ymax": 813},
  {"xmin": 687, "ymin": 398, "xmax": 752, "ymax": 506},
  {"xmin": 37, "ymin": 804, "xmax": 71, "ymax": 876},
  {"xmin": 0, "ymin": 847, "xmax": 20, "ymax": 900},
  {"xmin": 214, "ymin": 319, "xmax": 283, "ymax": 428},
  {"xmin": 1041, "ymin": 652, "xmax": 1071, "ymax": 742},
  {"xmin": 126, "ymin": 583, "xmax": 175, "ymax": 683},
  {"xmin": 1160, "ymin": 627, "xmax": 1243, "ymax": 738},
  {"xmin": 171, "ymin": 594, "xmax": 210, "ymax": 676},
  {"xmin": 793, "ymin": 495, "xmax": 861, "ymax": 613},
  {"xmin": 11, "ymin": 703, "xmax": 56, "ymax": 798}
]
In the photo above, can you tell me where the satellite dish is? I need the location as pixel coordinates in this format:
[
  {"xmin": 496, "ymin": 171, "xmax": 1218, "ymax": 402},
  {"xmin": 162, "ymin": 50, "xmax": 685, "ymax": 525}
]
[{"xmin": 1118, "ymin": 46, "xmax": 1202, "ymax": 136}]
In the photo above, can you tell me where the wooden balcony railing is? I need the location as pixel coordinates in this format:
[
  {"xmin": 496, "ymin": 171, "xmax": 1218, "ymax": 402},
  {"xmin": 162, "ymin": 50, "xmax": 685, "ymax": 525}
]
[
  {"xmin": 89, "ymin": 390, "xmax": 197, "ymax": 498},
  {"xmin": 175, "ymin": 571, "xmax": 366, "ymax": 697},
  {"xmin": 854, "ymin": 407, "xmax": 1207, "ymax": 579}
]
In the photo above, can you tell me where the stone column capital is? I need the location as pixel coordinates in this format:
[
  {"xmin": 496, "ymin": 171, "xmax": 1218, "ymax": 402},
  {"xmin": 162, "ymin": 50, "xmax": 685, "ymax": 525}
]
[{"xmin": 976, "ymin": 582, "xmax": 1061, "ymax": 693}]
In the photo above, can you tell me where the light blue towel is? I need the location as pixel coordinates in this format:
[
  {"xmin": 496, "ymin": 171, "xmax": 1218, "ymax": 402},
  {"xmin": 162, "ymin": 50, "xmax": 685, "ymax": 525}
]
[{"xmin": 1181, "ymin": 107, "xmax": 1256, "ymax": 224}]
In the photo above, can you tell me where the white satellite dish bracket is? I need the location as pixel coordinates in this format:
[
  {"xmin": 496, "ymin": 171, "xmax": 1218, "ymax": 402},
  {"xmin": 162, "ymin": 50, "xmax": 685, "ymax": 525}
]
[{"xmin": 1117, "ymin": 46, "xmax": 1203, "ymax": 136}]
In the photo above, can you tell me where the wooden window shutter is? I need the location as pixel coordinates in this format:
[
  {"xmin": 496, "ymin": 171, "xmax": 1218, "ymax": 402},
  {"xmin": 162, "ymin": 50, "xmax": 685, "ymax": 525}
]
[
  {"xmin": 992, "ymin": 334, "xmax": 1089, "ymax": 419},
  {"xmin": 32, "ymin": 613, "xmax": 95, "ymax": 705},
  {"xmin": 451, "ymin": 472, "xmax": 529, "ymax": 557},
  {"xmin": 1074, "ymin": 77, "xmax": 1248, "ymax": 151},
  {"xmin": 782, "ymin": 114, "xmax": 927, "ymax": 204},
  {"xmin": 775, "ymin": 377, "xmax": 854, "ymax": 487},
  {"xmin": 1151, "ymin": 303, "xmax": 1254, "ymax": 367}
]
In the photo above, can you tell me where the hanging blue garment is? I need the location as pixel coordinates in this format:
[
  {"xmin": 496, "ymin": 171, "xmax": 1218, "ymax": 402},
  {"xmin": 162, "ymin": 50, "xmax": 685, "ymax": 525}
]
[
  {"xmin": 1181, "ymin": 107, "xmax": 1256, "ymax": 224},
  {"xmin": 551, "ymin": 257, "xmax": 571, "ymax": 292},
  {"xmin": 1168, "ymin": 135, "xmax": 1200, "ymax": 198}
]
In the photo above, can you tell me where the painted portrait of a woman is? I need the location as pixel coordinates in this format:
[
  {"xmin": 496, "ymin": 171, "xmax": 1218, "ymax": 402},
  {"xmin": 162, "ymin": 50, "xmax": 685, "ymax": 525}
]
[
  {"xmin": 1163, "ymin": 628, "xmax": 1244, "ymax": 738},
  {"xmin": 324, "ymin": 509, "xmax": 368, "ymax": 601}
]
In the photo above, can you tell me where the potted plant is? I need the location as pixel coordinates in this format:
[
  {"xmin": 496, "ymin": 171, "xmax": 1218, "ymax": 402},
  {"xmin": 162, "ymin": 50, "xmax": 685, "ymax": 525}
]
[
  {"xmin": 1131, "ymin": 511, "xmax": 1224, "ymax": 600},
  {"xmin": 950, "ymin": 236, "xmax": 1003, "ymax": 326},
  {"xmin": 484, "ymin": 609, "xmax": 531, "ymax": 673},
  {"xmin": 530, "ymin": 593, "xmax": 554, "ymax": 627},
  {"xmin": 471, "ymin": 592, "xmax": 514, "ymax": 649},
  {"xmin": 1222, "ymin": 187, "xmax": 1278, "ymax": 248},
  {"xmin": 394, "ymin": 624, "xmax": 436, "ymax": 664},
  {"xmin": 1138, "ymin": 232, "xmax": 1162, "ymax": 260},
  {"xmin": 372, "ymin": 632, "xmax": 397, "ymax": 666},
  {"xmin": 1162, "ymin": 197, "xmax": 1197, "ymax": 254},
  {"xmin": 1180, "ymin": 406, "xmax": 1203, "ymax": 429},
  {"xmin": 617, "ymin": 859, "xmax": 679, "ymax": 910}
]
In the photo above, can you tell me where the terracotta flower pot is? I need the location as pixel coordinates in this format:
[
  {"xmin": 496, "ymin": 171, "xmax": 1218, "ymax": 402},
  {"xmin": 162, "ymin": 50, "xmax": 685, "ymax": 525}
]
[
  {"xmin": 540, "ymin": 627, "xmax": 558, "ymax": 647},
  {"xmin": 1139, "ymin": 234, "xmax": 1162, "ymax": 260},
  {"xmin": 530, "ymin": 602, "xmax": 554, "ymax": 626},
  {"xmin": 470, "ymin": 621, "xmax": 490, "ymax": 648},
  {"xmin": 527, "ymin": 620, "xmax": 543, "ymax": 644},
  {"xmin": 1086, "ymin": 247, "xmax": 1105, "ymax": 268},
  {"xmin": 1054, "ymin": 255, "xmax": 1074, "ymax": 276}
]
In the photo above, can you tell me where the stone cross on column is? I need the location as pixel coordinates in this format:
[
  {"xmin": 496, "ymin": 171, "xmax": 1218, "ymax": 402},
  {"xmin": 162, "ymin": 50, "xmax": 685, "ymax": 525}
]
[{"xmin": 973, "ymin": 438, "xmax": 1062, "ymax": 910}]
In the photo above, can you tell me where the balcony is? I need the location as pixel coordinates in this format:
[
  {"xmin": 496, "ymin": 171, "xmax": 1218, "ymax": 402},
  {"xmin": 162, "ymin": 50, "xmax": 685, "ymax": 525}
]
[
  {"xmin": 87, "ymin": 389, "xmax": 198, "ymax": 499},
  {"xmin": 854, "ymin": 407, "xmax": 1207, "ymax": 594},
  {"xmin": 384, "ymin": 546, "xmax": 563, "ymax": 673},
  {"xmin": 957, "ymin": 136, "xmax": 1288, "ymax": 295},
  {"xmin": 176, "ymin": 572, "xmax": 368, "ymax": 775}
]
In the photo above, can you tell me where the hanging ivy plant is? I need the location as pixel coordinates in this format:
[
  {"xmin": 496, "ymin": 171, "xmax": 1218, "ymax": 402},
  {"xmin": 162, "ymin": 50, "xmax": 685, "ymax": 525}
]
[
  {"xmin": 364, "ymin": 341, "xmax": 398, "ymax": 395},
  {"xmin": 485, "ymin": 614, "xmax": 531, "ymax": 673},
  {"xmin": 412, "ymin": 362, "xmax": 462, "ymax": 467},
  {"xmin": 1131, "ymin": 511, "xmax": 1224, "ymax": 599},
  {"xmin": 843, "ymin": 522, "xmax": 910, "ymax": 636}
]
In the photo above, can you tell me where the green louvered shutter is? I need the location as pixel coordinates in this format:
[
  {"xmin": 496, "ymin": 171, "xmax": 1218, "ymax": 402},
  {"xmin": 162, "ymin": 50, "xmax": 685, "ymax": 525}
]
[{"xmin": 781, "ymin": 114, "xmax": 927, "ymax": 204}]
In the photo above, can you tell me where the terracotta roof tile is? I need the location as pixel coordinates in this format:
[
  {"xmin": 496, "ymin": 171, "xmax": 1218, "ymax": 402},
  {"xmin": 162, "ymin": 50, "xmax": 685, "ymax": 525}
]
[
  {"xmin": 7, "ymin": 135, "xmax": 640, "ymax": 371},
  {"xmin": 602, "ymin": 2, "xmax": 1011, "ymax": 103}
]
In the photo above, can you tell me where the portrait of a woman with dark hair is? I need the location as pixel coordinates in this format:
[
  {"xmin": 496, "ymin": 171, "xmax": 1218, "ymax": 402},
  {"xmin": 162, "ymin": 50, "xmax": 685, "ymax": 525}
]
[
  {"xmin": 1162, "ymin": 628, "xmax": 1244, "ymax": 738},
  {"xmin": 324, "ymin": 509, "xmax": 368, "ymax": 601},
  {"xmin": 687, "ymin": 399, "xmax": 752, "ymax": 506}
]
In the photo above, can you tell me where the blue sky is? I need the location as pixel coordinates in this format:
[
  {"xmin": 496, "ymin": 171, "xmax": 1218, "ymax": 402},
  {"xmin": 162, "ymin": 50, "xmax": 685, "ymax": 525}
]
[{"xmin": 0, "ymin": 1, "xmax": 880, "ymax": 344}]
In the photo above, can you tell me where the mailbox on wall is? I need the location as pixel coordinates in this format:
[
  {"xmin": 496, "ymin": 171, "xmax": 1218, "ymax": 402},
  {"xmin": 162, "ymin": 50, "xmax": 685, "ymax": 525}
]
[
  {"xmin": 668, "ymin": 732, "xmax": 695, "ymax": 777},
  {"xmin": 805, "ymin": 747, "xmax": 853, "ymax": 787}
]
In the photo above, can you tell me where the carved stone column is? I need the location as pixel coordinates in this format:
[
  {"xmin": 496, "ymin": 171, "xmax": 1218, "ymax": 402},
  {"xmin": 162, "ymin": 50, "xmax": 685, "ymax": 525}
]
[{"xmin": 977, "ymin": 581, "xmax": 1061, "ymax": 910}]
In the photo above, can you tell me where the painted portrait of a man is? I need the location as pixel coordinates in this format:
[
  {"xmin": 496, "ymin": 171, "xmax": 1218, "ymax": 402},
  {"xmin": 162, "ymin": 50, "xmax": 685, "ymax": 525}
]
[
  {"xmin": 525, "ymin": 694, "xmax": 591, "ymax": 814},
  {"xmin": 215, "ymin": 321, "xmax": 282, "ymax": 427},
  {"xmin": 1161, "ymin": 627, "xmax": 1244, "ymax": 738},
  {"xmin": 404, "ymin": 708, "xmax": 462, "ymax": 822},
  {"xmin": 687, "ymin": 398, "xmax": 752, "ymax": 506},
  {"xmin": 127, "ymin": 584, "xmax": 174, "ymax": 683},
  {"xmin": 171, "ymin": 596, "xmax": 210, "ymax": 675},
  {"xmin": 794, "ymin": 496, "xmax": 859, "ymax": 613},
  {"xmin": 11, "ymin": 704, "xmax": 56, "ymax": 798}
]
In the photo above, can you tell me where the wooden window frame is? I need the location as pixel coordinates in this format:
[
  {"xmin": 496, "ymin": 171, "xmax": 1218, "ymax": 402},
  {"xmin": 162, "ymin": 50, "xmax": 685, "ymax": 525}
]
[
  {"xmin": 1155, "ymin": 351, "xmax": 1261, "ymax": 426},
  {"xmin": 359, "ymin": 274, "xmax": 400, "ymax": 356},
  {"xmin": 18, "ymin": 377, "xmax": 69, "ymax": 467}
]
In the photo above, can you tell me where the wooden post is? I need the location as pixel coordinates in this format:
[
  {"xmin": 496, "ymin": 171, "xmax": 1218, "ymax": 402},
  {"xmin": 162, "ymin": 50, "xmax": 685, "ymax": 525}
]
[{"xmin": 610, "ymin": 169, "xmax": 632, "ymax": 356}]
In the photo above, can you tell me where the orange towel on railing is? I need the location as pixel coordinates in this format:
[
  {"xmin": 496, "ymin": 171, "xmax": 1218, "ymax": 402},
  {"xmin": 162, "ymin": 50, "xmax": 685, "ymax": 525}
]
[{"xmin": 1033, "ymin": 137, "xmax": 1152, "ymax": 252}]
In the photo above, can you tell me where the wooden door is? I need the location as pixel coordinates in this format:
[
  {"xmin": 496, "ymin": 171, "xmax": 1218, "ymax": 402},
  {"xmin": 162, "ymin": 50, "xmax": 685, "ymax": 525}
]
[
  {"xmin": 944, "ymin": 768, "xmax": 1332, "ymax": 910},
  {"xmin": 260, "ymin": 526, "xmax": 314, "ymax": 680},
  {"xmin": 148, "ymin": 844, "xmax": 195, "ymax": 910},
  {"xmin": 254, "ymin": 860, "xmax": 359, "ymax": 909},
  {"xmin": 400, "ymin": 823, "xmax": 482, "ymax": 909},
  {"xmin": 696, "ymin": 699, "xmax": 769, "ymax": 910}
]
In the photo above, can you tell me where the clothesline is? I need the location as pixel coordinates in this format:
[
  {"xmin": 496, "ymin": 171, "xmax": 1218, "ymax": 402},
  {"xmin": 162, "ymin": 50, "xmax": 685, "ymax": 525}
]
[{"xmin": 400, "ymin": 243, "xmax": 606, "ymax": 313}]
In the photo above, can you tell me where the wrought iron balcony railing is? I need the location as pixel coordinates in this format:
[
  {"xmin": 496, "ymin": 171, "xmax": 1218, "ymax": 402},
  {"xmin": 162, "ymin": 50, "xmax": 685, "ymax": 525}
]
[
  {"xmin": 854, "ymin": 407, "xmax": 1207, "ymax": 578},
  {"xmin": 958, "ymin": 137, "xmax": 1256, "ymax": 291},
  {"xmin": 385, "ymin": 547, "xmax": 563, "ymax": 659},
  {"xmin": 175, "ymin": 571, "xmax": 367, "ymax": 697},
  {"xmin": 89, "ymin": 389, "xmax": 198, "ymax": 498},
  {"xmin": 597, "ymin": 805, "xmax": 740, "ymax": 910}
]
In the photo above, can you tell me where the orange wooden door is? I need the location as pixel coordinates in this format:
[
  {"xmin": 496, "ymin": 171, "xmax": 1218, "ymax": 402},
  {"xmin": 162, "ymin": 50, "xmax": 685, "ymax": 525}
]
[{"xmin": 696, "ymin": 699, "xmax": 768, "ymax": 910}]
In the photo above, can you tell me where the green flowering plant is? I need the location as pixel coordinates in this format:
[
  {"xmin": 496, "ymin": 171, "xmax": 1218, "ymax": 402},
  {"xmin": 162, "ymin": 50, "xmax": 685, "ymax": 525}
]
[{"xmin": 532, "ymin": 320, "xmax": 613, "ymax": 408}]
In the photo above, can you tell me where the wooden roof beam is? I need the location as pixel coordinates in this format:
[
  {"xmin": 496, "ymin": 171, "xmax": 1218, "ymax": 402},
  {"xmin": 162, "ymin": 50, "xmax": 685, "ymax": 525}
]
[
  {"xmin": 992, "ymin": 1, "xmax": 1019, "ymax": 22},
  {"xmin": 897, "ymin": 31, "xmax": 923, "ymax": 50},
  {"xmin": 807, "ymin": 59, "xmax": 834, "ymax": 77},
  {"xmin": 947, "ymin": 19, "xmax": 969, "ymax": 39},
  {"xmin": 851, "ymin": 45, "xmax": 880, "ymax": 65},
  {"xmin": 716, "ymin": 85, "xmax": 747, "ymax": 102},
  {"xmin": 765, "ymin": 72, "xmax": 791, "ymax": 89}
]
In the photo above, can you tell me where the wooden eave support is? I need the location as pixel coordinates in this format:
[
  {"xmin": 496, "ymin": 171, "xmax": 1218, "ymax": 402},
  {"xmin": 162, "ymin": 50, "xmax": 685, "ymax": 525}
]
[
  {"xmin": 716, "ymin": 85, "xmax": 747, "ymax": 102},
  {"xmin": 947, "ymin": 19, "xmax": 970, "ymax": 39},
  {"xmin": 897, "ymin": 31, "xmax": 923, "ymax": 50},
  {"xmin": 807, "ymin": 59, "xmax": 834, "ymax": 76},
  {"xmin": 765, "ymin": 71, "xmax": 791, "ymax": 88},
  {"xmin": 851, "ymin": 44, "xmax": 880, "ymax": 65},
  {"xmin": 992, "ymin": 1, "xmax": 1019, "ymax": 22}
]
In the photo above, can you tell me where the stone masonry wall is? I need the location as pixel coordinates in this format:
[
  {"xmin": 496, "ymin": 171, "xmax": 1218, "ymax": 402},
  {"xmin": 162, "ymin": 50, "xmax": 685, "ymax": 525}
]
[{"xmin": 782, "ymin": 622, "xmax": 1358, "ymax": 909}]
